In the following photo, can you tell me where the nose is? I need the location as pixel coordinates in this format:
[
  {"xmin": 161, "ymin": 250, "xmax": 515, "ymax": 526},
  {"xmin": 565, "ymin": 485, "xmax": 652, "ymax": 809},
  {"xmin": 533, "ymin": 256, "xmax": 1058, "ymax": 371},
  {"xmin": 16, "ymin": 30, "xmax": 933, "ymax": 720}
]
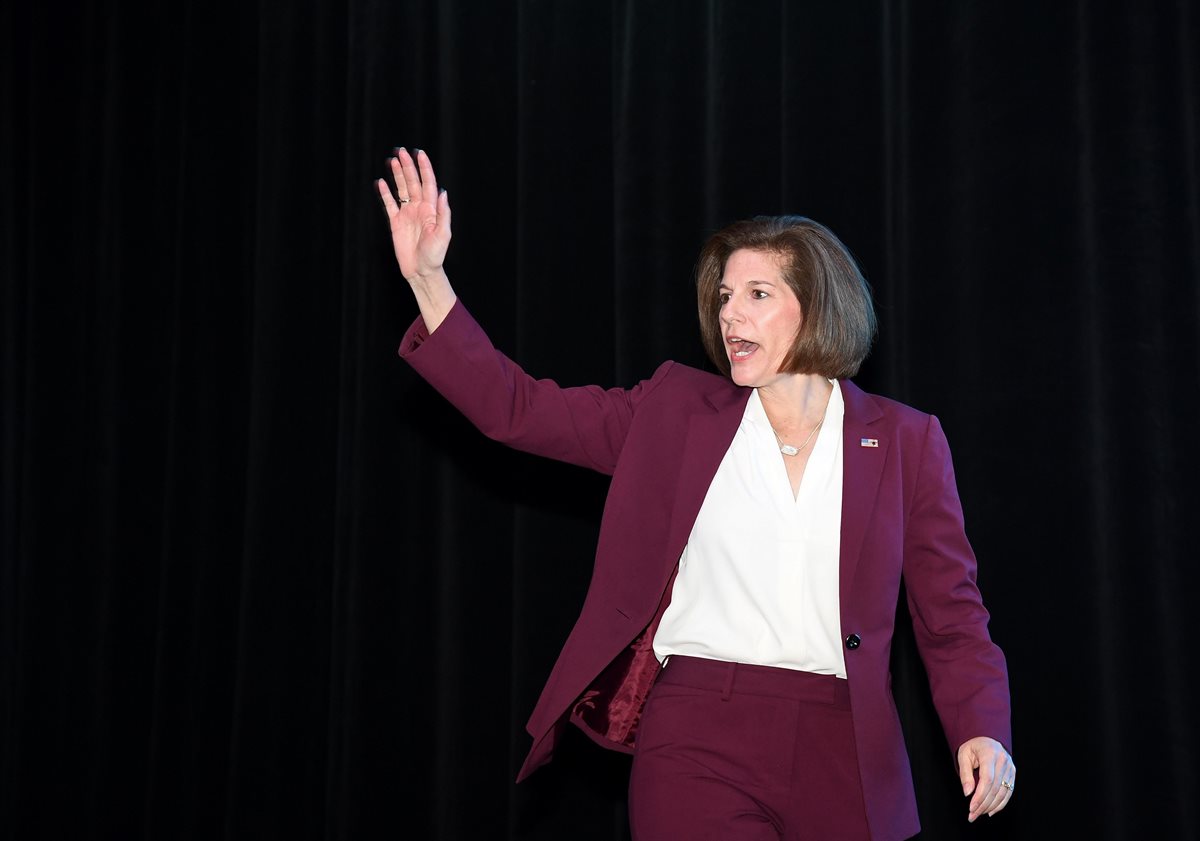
[{"xmin": 721, "ymin": 301, "xmax": 743, "ymax": 325}]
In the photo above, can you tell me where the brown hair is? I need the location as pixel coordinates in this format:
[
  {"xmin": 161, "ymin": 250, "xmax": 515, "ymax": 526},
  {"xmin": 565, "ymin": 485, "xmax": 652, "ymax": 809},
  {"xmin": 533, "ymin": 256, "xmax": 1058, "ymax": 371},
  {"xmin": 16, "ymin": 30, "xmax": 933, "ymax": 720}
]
[{"xmin": 696, "ymin": 216, "xmax": 876, "ymax": 379}]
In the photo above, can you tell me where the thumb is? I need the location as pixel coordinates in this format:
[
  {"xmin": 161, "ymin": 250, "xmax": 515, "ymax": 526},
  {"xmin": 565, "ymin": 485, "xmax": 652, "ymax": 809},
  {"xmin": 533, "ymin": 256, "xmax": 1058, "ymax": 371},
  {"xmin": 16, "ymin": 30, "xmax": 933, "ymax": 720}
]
[
  {"xmin": 438, "ymin": 189, "xmax": 452, "ymax": 236},
  {"xmin": 957, "ymin": 746, "xmax": 977, "ymax": 796}
]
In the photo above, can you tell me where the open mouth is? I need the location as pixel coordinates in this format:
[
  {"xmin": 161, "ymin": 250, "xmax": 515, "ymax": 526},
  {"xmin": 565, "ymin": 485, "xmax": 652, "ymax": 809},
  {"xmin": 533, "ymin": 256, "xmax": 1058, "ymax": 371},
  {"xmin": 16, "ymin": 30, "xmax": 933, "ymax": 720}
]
[{"xmin": 727, "ymin": 337, "xmax": 759, "ymax": 359}]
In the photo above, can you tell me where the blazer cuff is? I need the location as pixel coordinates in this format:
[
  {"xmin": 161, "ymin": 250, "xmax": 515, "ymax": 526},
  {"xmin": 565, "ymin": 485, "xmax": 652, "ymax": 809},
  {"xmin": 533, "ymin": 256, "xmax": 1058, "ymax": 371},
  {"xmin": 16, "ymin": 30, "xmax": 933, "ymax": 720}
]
[{"xmin": 397, "ymin": 297, "xmax": 469, "ymax": 359}]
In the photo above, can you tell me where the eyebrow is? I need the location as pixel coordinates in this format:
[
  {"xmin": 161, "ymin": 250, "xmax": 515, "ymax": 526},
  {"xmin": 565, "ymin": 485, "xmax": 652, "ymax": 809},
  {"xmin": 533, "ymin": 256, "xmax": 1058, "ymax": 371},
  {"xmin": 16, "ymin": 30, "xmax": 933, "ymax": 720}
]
[{"xmin": 718, "ymin": 279, "xmax": 777, "ymax": 290}]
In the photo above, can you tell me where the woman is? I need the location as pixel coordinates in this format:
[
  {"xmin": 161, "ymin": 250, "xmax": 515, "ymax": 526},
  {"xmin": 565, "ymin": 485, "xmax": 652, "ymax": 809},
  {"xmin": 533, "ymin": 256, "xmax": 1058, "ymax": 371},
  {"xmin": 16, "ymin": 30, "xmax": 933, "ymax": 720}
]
[{"xmin": 378, "ymin": 148, "xmax": 1015, "ymax": 841}]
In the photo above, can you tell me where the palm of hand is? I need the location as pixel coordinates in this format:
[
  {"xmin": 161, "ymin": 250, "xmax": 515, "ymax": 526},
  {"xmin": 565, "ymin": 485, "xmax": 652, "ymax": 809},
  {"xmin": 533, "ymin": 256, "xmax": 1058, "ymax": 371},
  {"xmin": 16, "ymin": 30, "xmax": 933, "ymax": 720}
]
[{"xmin": 377, "ymin": 148, "xmax": 451, "ymax": 282}]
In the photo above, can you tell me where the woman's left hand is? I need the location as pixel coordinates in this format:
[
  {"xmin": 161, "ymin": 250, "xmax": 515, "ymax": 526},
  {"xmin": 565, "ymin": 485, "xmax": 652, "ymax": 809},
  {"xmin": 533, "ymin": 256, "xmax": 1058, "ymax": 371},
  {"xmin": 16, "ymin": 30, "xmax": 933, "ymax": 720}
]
[
  {"xmin": 957, "ymin": 736, "xmax": 1015, "ymax": 822},
  {"xmin": 378, "ymin": 148, "xmax": 452, "ymax": 285}
]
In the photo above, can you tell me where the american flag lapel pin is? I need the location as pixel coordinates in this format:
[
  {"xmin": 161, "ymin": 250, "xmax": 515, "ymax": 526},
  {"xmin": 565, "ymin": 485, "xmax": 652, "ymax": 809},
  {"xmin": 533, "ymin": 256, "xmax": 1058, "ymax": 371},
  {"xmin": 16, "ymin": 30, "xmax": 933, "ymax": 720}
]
[{"xmin": 860, "ymin": 438, "xmax": 879, "ymax": 448}]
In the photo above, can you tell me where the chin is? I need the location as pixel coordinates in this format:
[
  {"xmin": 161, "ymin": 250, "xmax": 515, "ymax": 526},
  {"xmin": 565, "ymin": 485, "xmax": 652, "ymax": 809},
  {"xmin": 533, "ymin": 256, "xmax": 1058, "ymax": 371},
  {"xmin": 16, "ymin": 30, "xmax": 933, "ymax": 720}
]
[{"xmin": 728, "ymin": 365, "xmax": 759, "ymax": 388}]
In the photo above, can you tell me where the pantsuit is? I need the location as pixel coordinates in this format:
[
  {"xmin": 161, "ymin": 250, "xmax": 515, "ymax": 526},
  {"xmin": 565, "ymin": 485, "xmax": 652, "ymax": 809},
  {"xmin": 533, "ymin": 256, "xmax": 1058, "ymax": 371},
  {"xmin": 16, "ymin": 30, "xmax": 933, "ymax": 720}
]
[{"xmin": 400, "ymin": 301, "xmax": 1011, "ymax": 841}]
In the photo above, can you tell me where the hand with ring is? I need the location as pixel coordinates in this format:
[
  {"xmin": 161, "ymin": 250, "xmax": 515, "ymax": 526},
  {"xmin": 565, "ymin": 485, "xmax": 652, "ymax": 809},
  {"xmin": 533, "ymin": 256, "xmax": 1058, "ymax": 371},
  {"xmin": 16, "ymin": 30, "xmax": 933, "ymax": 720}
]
[
  {"xmin": 957, "ymin": 736, "xmax": 1016, "ymax": 822},
  {"xmin": 377, "ymin": 148, "xmax": 452, "ymax": 285},
  {"xmin": 377, "ymin": 147, "xmax": 456, "ymax": 331}
]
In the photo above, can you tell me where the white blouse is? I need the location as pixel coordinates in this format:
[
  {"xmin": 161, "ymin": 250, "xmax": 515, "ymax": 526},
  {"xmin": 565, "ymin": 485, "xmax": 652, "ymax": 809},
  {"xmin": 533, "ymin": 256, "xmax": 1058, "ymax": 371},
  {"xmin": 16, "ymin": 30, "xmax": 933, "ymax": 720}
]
[{"xmin": 652, "ymin": 382, "xmax": 848, "ymax": 678}]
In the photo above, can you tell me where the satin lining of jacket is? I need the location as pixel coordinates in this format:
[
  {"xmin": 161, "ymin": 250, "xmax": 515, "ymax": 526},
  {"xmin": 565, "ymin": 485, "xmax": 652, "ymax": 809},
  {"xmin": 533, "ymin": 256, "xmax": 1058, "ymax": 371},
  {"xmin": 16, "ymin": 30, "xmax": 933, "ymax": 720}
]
[{"xmin": 569, "ymin": 568, "xmax": 679, "ymax": 752}]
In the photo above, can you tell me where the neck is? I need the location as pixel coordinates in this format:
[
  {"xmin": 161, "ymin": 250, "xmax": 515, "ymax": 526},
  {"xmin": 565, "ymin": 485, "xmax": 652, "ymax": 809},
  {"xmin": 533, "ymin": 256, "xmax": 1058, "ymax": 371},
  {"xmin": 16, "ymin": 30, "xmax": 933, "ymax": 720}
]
[{"xmin": 758, "ymin": 373, "xmax": 833, "ymax": 428}]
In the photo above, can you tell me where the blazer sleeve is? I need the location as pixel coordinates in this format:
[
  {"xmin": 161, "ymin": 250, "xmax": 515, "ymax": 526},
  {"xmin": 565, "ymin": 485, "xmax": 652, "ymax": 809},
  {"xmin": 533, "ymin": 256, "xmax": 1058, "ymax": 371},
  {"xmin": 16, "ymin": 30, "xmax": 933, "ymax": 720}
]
[
  {"xmin": 901, "ymin": 414, "xmax": 1012, "ymax": 757},
  {"xmin": 399, "ymin": 299, "xmax": 673, "ymax": 475}
]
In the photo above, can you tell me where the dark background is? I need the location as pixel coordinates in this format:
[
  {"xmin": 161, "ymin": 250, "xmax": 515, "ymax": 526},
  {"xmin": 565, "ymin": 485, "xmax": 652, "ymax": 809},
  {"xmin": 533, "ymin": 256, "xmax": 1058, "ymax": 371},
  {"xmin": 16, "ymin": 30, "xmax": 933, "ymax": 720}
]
[{"xmin": 4, "ymin": 1, "xmax": 1199, "ymax": 839}]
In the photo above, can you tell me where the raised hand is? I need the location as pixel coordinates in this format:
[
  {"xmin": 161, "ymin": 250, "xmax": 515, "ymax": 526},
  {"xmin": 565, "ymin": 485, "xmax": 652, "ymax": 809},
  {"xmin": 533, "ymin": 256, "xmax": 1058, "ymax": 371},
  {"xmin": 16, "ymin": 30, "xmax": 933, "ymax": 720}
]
[
  {"xmin": 377, "ymin": 147, "xmax": 456, "ymax": 330},
  {"xmin": 378, "ymin": 148, "xmax": 452, "ymax": 281}
]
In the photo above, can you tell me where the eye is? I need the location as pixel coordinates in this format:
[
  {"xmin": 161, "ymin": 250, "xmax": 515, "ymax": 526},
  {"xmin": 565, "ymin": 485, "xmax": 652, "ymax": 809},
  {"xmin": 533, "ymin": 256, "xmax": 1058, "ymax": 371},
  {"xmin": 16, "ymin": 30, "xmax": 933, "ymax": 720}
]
[
  {"xmin": 718, "ymin": 292, "xmax": 731, "ymax": 304},
  {"xmin": 751, "ymin": 289, "xmax": 769, "ymax": 299}
]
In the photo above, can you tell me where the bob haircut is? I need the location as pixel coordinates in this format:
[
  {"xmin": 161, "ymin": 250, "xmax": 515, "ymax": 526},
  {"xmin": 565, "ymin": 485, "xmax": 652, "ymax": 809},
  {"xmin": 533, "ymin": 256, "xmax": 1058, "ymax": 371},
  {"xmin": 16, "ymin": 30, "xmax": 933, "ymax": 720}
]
[{"xmin": 696, "ymin": 215, "xmax": 877, "ymax": 380}]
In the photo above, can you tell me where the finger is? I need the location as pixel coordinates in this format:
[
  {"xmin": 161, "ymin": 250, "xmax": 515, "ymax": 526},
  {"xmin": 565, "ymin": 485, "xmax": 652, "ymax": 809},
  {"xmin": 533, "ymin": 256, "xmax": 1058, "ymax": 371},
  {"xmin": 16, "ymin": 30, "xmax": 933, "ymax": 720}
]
[
  {"xmin": 983, "ymin": 762, "xmax": 1014, "ymax": 816},
  {"xmin": 389, "ymin": 155, "xmax": 411, "ymax": 203},
  {"xmin": 976, "ymin": 778, "xmax": 1004, "ymax": 818},
  {"xmin": 416, "ymin": 148, "xmax": 439, "ymax": 205},
  {"xmin": 398, "ymin": 148, "xmax": 423, "ymax": 205},
  {"xmin": 376, "ymin": 177, "xmax": 400, "ymax": 217},
  {"xmin": 436, "ymin": 188, "xmax": 451, "ymax": 237},
  {"xmin": 980, "ymin": 757, "xmax": 1015, "ymax": 819},
  {"xmin": 987, "ymin": 779, "xmax": 1014, "ymax": 817},
  {"xmin": 957, "ymin": 749, "xmax": 976, "ymax": 797},
  {"xmin": 981, "ymin": 780, "xmax": 1008, "ymax": 817},
  {"xmin": 968, "ymin": 757, "xmax": 997, "ymax": 821}
]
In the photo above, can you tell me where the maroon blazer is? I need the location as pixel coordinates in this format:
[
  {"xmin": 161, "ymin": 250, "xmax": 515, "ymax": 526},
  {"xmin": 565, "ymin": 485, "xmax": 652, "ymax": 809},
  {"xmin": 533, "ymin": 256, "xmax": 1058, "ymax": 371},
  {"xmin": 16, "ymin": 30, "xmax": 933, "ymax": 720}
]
[{"xmin": 401, "ymin": 300, "xmax": 1010, "ymax": 841}]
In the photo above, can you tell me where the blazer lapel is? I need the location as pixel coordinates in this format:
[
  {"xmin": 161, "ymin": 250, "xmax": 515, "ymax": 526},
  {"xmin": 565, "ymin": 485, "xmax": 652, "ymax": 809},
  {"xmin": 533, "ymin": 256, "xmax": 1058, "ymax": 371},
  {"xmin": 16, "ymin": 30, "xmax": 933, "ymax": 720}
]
[
  {"xmin": 839, "ymin": 380, "xmax": 888, "ymax": 619},
  {"xmin": 664, "ymin": 383, "xmax": 750, "ymax": 572}
]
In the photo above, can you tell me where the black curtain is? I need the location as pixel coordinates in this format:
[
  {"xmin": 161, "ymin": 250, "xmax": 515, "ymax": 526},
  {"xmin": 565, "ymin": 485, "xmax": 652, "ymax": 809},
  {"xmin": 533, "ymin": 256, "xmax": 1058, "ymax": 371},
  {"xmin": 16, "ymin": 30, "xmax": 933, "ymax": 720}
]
[{"xmin": 4, "ymin": 1, "xmax": 1198, "ymax": 838}]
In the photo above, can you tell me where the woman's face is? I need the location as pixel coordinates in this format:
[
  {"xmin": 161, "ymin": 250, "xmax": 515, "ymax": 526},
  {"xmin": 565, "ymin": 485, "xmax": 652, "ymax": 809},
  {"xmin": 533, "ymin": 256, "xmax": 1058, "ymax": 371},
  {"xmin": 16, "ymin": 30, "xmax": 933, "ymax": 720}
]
[{"xmin": 718, "ymin": 248, "xmax": 803, "ymax": 388}]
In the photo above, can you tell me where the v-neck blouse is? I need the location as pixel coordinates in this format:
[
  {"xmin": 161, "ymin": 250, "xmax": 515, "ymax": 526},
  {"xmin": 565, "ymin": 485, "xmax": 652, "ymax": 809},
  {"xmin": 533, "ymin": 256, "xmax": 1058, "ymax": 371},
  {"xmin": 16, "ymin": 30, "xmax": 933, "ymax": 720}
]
[{"xmin": 652, "ymin": 382, "xmax": 848, "ymax": 678}]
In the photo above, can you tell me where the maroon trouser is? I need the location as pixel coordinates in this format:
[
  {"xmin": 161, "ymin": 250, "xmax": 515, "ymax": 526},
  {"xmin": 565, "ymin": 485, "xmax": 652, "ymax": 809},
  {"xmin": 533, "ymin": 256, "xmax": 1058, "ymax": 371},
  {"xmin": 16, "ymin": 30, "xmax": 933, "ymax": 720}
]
[{"xmin": 629, "ymin": 656, "xmax": 872, "ymax": 841}]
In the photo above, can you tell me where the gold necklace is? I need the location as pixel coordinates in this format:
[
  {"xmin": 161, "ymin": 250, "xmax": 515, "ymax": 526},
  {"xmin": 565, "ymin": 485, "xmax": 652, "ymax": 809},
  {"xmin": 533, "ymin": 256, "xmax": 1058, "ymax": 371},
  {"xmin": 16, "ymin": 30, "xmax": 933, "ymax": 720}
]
[{"xmin": 772, "ymin": 419, "xmax": 823, "ymax": 457}]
